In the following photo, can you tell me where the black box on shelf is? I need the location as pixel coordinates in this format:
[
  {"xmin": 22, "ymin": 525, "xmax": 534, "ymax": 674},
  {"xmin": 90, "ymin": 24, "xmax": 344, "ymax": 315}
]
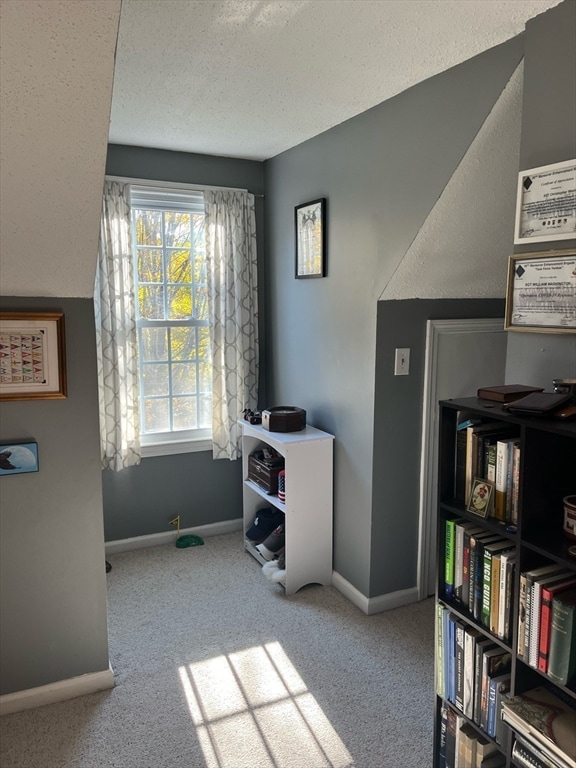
[{"xmin": 248, "ymin": 453, "xmax": 285, "ymax": 495}]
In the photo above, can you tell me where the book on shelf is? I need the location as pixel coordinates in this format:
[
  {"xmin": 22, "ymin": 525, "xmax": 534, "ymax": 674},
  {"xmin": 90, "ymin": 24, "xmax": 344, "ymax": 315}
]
[
  {"xmin": 494, "ymin": 437, "xmax": 520, "ymax": 523},
  {"xmin": 458, "ymin": 721, "xmax": 478, "ymax": 768},
  {"xmin": 445, "ymin": 518, "xmax": 457, "ymax": 601},
  {"xmin": 548, "ymin": 589, "xmax": 576, "ymax": 688},
  {"xmin": 445, "ymin": 706, "xmax": 462, "ymax": 768},
  {"xmin": 510, "ymin": 442, "xmax": 521, "ymax": 525},
  {"xmin": 464, "ymin": 422, "xmax": 514, "ymax": 506},
  {"xmin": 538, "ymin": 578, "xmax": 576, "ymax": 675},
  {"xmin": 476, "ymin": 384, "xmax": 544, "ymax": 403},
  {"xmin": 474, "ymin": 637, "xmax": 497, "ymax": 724},
  {"xmin": 471, "ymin": 533, "xmax": 506, "ymax": 622},
  {"xmin": 520, "ymin": 564, "xmax": 570, "ymax": 662},
  {"xmin": 438, "ymin": 705, "xmax": 448, "ymax": 768},
  {"xmin": 455, "ymin": 520, "xmax": 483, "ymax": 604},
  {"xmin": 473, "ymin": 732, "xmax": 503, "ymax": 767},
  {"xmin": 501, "ymin": 686, "xmax": 576, "ymax": 768},
  {"xmin": 479, "ymin": 646, "xmax": 511, "ymax": 732},
  {"xmin": 482, "ymin": 539, "xmax": 514, "ymax": 630},
  {"xmin": 487, "ymin": 671, "xmax": 511, "ymax": 739},
  {"xmin": 463, "ymin": 625, "xmax": 483, "ymax": 720},
  {"xmin": 437, "ymin": 603, "xmax": 446, "ymax": 697},
  {"xmin": 512, "ymin": 735, "xmax": 563, "ymax": 768},
  {"xmin": 455, "ymin": 619, "xmax": 467, "ymax": 712},
  {"xmin": 497, "ymin": 549, "xmax": 516, "ymax": 642},
  {"xmin": 529, "ymin": 570, "xmax": 573, "ymax": 670}
]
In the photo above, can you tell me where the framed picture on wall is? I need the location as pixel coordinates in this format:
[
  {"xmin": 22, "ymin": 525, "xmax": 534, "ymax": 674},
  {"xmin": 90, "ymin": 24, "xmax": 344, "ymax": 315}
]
[
  {"xmin": 0, "ymin": 441, "xmax": 39, "ymax": 475},
  {"xmin": 0, "ymin": 312, "xmax": 67, "ymax": 400},
  {"xmin": 514, "ymin": 158, "xmax": 576, "ymax": 244},
  {"xmin": 504, "ymin": 250, "xmax": 576, "ymax": 333},
  {"xmin": 295, "ymin": 198, "xmax": 326, "ymax": 278}
]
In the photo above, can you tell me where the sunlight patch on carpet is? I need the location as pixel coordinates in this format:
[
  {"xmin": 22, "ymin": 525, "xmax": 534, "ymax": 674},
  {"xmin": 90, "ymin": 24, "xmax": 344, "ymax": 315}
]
[{"xmin": 178, "ymin": 641, "xmax": 353, "ymax": 768}]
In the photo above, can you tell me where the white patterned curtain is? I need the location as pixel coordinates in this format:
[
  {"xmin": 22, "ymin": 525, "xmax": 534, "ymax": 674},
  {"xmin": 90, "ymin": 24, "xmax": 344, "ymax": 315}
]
[
  {"xmin": 94, "ymin": 181, "xmax": 141, "ymax": 471},
  {"xmin": 205, "ymin": 190, "xmax": 259, "ymax": 460}
]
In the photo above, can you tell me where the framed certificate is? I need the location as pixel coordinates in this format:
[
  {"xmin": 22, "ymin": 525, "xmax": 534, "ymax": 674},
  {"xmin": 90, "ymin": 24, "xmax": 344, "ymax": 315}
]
[
  {"xmin": 504, "ymin": 250, "xmax": 576, "ymax": 334},
  {"xmin": 514, "ymin": 159, "xmax": 576, "ymax": 244}
]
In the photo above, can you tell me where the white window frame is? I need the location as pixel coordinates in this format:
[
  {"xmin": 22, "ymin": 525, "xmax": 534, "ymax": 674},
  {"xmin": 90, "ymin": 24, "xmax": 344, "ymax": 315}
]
[{"xmin": 130, "ymin": 184, "xmax": 212, "ymax": 457}]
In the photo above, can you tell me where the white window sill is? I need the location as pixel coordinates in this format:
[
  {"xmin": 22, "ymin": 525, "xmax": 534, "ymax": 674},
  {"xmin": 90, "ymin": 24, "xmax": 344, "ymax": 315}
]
[{"xmin": 140, "ymin": 438, "xmax": 212, "ymax": 458}]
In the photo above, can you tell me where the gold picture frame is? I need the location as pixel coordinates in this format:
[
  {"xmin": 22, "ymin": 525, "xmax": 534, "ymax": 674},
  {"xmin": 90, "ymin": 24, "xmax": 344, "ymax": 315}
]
[
  {"xmin": 504, "ymin": 250, "xmax": 576, "ymax": 334},
  {"xmin": 0, "ymin": 312, "xmax": 67, "ymax": 400}
]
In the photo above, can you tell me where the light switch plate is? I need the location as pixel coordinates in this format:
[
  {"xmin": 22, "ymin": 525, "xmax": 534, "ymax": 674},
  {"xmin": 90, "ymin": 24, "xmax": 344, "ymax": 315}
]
[{"xmin": 394, "ymin": 348, "xmax": 410, "ymax": 375}]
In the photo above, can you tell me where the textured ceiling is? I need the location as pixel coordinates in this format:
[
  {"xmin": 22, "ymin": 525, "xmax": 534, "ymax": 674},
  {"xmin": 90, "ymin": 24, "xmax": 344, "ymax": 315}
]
[{"xmin": 109, "ymin": 0, "xmax": 562, "ymax": 161}]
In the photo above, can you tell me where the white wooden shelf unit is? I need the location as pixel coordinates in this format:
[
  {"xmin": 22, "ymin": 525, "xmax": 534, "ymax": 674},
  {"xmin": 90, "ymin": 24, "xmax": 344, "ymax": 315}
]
[{"xmin": 241, "ymin": 421, "xmax": 334, "ymax": 596}]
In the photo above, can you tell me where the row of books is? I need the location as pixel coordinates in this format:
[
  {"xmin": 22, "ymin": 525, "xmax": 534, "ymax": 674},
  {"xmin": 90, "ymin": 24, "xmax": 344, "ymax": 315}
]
[
  {"xmin": 444, "ymin": 518, "xmax": 515, "ymax": 643},
  {"xmin": 438, "ymin": 706, "xmax": 505, "ymax": 768},
  {"xmin": 502, "ymin": 686, "xmax": 576, "ymax": 768},
  {"xmin": 455, "ymin": 415, "xmax": 520, "ymax": 524},
  {"xmin": 436, "ymin": 605, "xmax": 511, "ymax": 740},
  {"xmin": 517, "ymin": 563, "xmax": 576, "ymax": 687}
]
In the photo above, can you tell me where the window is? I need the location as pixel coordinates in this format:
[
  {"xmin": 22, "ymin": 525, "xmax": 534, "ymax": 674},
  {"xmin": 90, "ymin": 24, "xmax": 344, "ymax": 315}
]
[{"xmin": 130, "ymin": 186, "xmax": 211, "ymax": 455}]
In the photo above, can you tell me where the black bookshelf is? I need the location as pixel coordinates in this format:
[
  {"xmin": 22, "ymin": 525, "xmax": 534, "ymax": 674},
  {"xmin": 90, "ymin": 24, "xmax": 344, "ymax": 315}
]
[{"xmin": 434, "ymin": 397, "xmax": 576, "ymax": 768}]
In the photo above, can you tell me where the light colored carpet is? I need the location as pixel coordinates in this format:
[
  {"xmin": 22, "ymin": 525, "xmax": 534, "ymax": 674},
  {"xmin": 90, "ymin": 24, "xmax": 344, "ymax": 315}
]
[{"xmin": 0, "ymin": 532, "xmax": 434, "ymax": 768}]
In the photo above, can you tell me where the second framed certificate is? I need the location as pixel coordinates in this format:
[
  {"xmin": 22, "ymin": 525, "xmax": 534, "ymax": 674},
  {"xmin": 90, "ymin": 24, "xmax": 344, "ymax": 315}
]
[{"xmin": 504, "ymin": 250, "xmax": 576, "ymax": 334}]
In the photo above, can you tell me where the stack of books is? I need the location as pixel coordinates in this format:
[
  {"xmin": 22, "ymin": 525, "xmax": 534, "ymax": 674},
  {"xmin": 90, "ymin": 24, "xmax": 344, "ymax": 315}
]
[
  {"xmin": 438, "ymin": 706, "xmax": 506, "ymax": 767},
  {"xmin": 517, "ymin": 565, "xmax": 576, "ymax": 686},
  {"xmin": 501, "ymin": 686, "xmax": 576, "ymax": 768},
  {"xmin": 436, "ymin": 605, "xmax": 511, "ymax": 740},
  {"xmin": 443, "ymin": 518, "xmax": 516, "ymax": 643},
  {"xmin": 454, "ymin": 413, "xmax": 520, "ymax": 523}
]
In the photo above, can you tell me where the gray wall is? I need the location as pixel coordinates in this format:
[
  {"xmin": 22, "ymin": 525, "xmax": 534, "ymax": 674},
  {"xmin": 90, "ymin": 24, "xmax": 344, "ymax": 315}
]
[
  {"xmin": 372, "ymin": 299, "xmax": 504, "ymax": 595},
  {"xmin": 0, "ymin": 297, "xmax": 109, "ymax": 695},
  {"xmin": 103, "ymin": 146, "xmax": 264, "ymax": 541},
  {"xmin": 505, "ymin": 1, "xmax": 576, "ymax": 386},
  {"xmin": 264, "ymin": 38, "xmax": 523, "ymax": 597}
]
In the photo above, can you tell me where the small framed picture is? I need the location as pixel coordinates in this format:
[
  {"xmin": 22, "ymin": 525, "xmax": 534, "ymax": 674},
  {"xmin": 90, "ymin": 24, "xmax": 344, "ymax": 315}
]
[
  {"xmin": 295, "ymin": 198, "xmax": 326, "ymax": 278},
  {"xmin": 467, "ymin": 478, "xmax": 494, "ymax": 518},
  {"xmin": 0, "ymin": 441, "xmax": 39, "ymax": 476},
  {"xmin": 0, "ymin": 312, "xmax": 67, "ymax": 400}
]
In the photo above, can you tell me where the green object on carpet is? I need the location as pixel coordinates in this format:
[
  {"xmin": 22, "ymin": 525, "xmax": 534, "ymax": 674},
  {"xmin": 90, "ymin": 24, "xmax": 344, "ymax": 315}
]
[{"xmin": 176, "ymin": 534, "xmax": 204, "ymax": 548}]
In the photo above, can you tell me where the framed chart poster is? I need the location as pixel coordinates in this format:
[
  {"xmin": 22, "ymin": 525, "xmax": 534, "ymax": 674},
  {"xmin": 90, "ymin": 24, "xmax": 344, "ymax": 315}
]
[
  {"xmin": 0, "ymin": 312, "xmax": 67, "ymax": 400},
  {"xmin": 504, "ymin": 250, "xmax": 576, "ymax": 334},
  {"xmin": 514, "ymin": 159, "xmax": 576, "ymax": 244}
]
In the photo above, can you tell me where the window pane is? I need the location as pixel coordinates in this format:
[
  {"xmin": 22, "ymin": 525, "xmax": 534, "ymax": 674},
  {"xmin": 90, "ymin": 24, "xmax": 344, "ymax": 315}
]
[
  {"xmin": 173, "ymin": 397, "xmax": 197, "ymax": 430},
  {"xmin": 142, "ymin": 363, "xmax": 169, "ymax": 396},
  {"xmin": 170, "ymin": 327, "xmax": 196, "ymax": 361},
  {"xmin": 172, "ymin": 363, "xmax": 197, "ymax": 395},
  {"xmin": 167, "ymin": 249, "xmax": 191, "ymax": 283},
  {"xmin": 194, "ymin": 284, "xmax": 209, "ymax": 320},
  {"xmin": 137, "ymin": 248, "xmax": 163, "ymax": 284},
  {"xmin": 143, "ymin": 398, "xmax": 170, "ymax": 433},
  {"xmin": 198, "ymin": 328, "xmax": 211, "ymax": 362},
  {"xmin": 134, "ymin": 210, "xmax": 162, "ymax": 246},
  {"xmin": 164, "ymin": 212, "xmax": 191, "ymax": 248},
  {"xmin": 198, "ymin": 394, "xmax": 212, "ymax": 429},
  {"xmin": 199, "ymin": 361, "xmax": 211, "ymax": 392},
  {"xmin": 139, "ymin": 285, "xmax": 164, "ymax": 319},
  {"xmin": 140, "ymin": 327, "xmax": 167, "ymax": 362},
  {"xmin": 167, "ymin": 285, "xmax": 192, "ymax": 319}
]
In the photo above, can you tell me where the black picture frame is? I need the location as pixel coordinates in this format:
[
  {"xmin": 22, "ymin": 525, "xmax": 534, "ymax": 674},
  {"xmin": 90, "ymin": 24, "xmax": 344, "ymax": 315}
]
[{"xmin": 295, "ymin": 198, "xmax": 326, "ymax": 278}]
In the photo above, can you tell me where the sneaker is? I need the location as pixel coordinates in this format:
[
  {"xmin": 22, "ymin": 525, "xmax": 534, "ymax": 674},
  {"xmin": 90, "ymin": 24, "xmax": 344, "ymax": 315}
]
[
  {"xmin": 246, "ymin": 508, "xmax": 284, "ymax": 542},
  {"xmin": 256, "ymin": 524, "xmax": 285, "ymax": 560}
]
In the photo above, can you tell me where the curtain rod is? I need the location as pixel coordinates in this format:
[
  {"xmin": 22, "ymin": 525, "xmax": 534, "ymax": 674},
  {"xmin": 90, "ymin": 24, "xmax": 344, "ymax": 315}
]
[{"xmin": 105, "ymin": 174, "xmax": 264, "ymax": 198}]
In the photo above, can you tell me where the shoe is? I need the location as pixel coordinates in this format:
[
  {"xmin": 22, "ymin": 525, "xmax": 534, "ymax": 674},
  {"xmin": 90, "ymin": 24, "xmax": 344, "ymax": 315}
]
[
  {"xmin": 256, "ymin": 524, "xmax": 285, "ymax": 560},
  {"xmin": 246, "ymin": 507, "xmax": 284, "ymax": 542}
]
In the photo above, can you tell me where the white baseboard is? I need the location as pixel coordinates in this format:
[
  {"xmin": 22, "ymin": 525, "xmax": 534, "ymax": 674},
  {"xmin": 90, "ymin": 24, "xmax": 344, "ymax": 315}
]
[
  {"xmin": 105, "ymin": 518, "xmax": 243, "ymax": 555},
  {"xmin": 332, "ymin": 571, "xmax": 419, "ymax": 615},
  {"xmin": 0, "ymin": 664, "xmax": 114, "ymax": 716}
]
